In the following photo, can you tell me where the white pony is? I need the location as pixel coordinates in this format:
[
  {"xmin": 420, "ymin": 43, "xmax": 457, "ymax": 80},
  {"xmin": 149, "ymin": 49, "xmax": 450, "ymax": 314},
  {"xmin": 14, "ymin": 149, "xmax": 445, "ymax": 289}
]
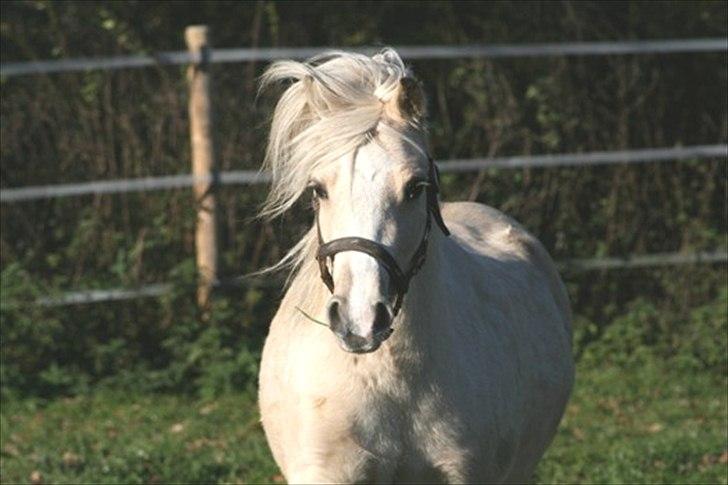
[{"xmin": 258, "ymin": 48, "xmax": 574, "ymax": 484}]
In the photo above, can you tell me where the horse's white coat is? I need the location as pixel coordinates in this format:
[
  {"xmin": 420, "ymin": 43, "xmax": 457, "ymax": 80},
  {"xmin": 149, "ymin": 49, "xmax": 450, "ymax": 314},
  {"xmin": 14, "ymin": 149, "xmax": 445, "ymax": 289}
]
[{"xmin": 258, "ymin": 49, "xmax": 574, "ymax": 484}]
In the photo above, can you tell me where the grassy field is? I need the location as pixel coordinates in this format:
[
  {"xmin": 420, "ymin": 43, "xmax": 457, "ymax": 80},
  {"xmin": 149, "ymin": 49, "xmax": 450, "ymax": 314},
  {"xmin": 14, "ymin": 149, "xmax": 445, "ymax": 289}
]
[
  {"xmin": 0, "ymin": 392, "xmax": 279, "ymax": 484},
  {"xmin": 1, "ymin": 355, "xmax": 726, "ymax": 484}
]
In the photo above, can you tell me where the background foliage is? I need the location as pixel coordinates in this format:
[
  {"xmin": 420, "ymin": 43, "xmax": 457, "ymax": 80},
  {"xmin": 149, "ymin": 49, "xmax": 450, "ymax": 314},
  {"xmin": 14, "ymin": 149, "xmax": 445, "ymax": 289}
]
[{"xmin": 0, "ymin": 1, "xmax": 726, "ymax": 482}]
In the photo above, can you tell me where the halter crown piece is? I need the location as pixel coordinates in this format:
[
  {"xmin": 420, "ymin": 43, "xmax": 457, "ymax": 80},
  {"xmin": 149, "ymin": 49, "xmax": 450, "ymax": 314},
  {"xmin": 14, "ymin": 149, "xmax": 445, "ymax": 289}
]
[{"xmin": 315, "ymin": 156, "xmax": 450, "ymax": 316}]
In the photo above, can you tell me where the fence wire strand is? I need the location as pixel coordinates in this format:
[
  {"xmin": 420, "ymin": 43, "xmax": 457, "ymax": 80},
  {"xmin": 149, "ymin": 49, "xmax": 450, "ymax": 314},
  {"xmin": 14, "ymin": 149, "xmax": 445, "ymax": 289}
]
[
  {"xmin": 34, "ymin": 251, "xmax": 728, "ymax": 307},
  {"xmin": 2, "ymin": 144, "xmax": 726, "ymax": 202},
  {"xmin": 2, "ymin": 38, "xmax": 726, "ymax": 77}
]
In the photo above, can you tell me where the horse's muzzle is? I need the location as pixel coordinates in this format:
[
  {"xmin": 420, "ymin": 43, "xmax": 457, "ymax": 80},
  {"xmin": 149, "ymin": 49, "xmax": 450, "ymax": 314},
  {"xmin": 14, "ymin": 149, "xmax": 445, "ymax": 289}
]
[{"xmin": 327, "ymin": 297, "xmax": 394, "ymax": 353}]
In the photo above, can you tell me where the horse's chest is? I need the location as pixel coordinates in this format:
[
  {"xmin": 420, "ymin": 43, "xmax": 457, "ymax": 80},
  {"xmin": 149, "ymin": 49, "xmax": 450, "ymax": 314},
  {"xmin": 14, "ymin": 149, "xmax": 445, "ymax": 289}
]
[
  {"xmin": 261, "ymin": 327, "xmax": 491, "ymax": 482},
  {"xmin": 345, "ymin": 384, "xmax": 479, "ymax": 482}
]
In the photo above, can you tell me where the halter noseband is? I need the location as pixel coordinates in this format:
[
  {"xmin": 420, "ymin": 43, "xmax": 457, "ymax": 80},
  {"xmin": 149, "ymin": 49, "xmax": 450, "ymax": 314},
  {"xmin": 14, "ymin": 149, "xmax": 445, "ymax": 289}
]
[{"xmin": 315, "ymin": 156, "xmax": 450, "ymax": 316}]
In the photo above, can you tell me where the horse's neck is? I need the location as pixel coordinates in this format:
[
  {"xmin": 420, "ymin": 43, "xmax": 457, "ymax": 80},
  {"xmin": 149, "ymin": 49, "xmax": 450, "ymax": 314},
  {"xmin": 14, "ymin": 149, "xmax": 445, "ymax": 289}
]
[{"xmin": 393, "ymin": 230, "xmax": 449, "ymax": 349}]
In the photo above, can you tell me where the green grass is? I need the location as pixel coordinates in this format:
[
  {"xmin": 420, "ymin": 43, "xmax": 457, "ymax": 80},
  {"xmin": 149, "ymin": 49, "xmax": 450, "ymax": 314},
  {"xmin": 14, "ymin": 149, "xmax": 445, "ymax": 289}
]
[
  {"xmin": 0, "ymin": 392, "xmax": 278, "ymax": 484},
  {"xmin": 537, "ymin": 361, "xmax": 727, "ymax": 484},
  {"xmin": 1, "ymin": 361, "xmax": 726, "ymax": 484}
]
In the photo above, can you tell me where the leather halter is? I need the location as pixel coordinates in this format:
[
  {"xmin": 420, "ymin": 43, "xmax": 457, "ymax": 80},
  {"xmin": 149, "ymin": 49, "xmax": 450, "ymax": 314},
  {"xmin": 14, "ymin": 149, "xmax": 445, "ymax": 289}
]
[{"xmin": 315, "ymin": 156, "xmax": 450, "ymax": 316}]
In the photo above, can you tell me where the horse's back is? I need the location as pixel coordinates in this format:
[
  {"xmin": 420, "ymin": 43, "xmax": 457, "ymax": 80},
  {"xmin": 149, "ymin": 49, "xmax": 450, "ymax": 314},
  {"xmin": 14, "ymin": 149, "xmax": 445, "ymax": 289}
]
[
  {"xmin": 441, "ymin": 201, "xmax": 571, "ymax": 336},
  {"xmin": 438, "ymin": 201, "xmax": 574, "ymax": 480}
]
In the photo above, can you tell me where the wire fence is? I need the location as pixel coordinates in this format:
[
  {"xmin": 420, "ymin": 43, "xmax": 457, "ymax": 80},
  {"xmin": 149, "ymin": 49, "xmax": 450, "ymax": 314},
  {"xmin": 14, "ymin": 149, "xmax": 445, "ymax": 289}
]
[
  {"xmin": 2, "ymin": 144, "xmax": 726, "ymax": 202},
  {"xmin": 34, "ymin": 251, "xmax": 728, "ymax": 307},
  {"xmin": 2, "ymin": 38, "xmax": 726, "ymax": 77},
  {"xmin": 2, "ymin": 35, "xmax": 726, "ymax": 306}
]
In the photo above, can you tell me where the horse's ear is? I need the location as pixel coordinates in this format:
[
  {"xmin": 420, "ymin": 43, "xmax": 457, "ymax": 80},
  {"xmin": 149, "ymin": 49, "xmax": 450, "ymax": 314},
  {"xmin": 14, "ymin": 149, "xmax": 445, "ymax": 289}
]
[{"xmin": 385, "ymin": 77, "xmax": 427, "ymax": 124}]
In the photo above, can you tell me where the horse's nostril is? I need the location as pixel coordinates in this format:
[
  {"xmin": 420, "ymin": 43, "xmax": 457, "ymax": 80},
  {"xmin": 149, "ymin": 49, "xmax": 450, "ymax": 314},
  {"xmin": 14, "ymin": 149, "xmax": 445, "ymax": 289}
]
[
  {"xmin": 327, "ymin": 298, "xmax": 343, "ymax": 330},
  {"xmin": 372, "ymin": 302, "xmax": 391, "ymax": 335}
]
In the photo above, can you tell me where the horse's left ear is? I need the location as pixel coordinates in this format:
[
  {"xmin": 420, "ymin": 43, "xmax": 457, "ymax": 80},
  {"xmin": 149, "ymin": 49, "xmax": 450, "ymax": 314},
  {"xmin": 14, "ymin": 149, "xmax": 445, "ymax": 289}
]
[{"xmin": 385, "ymin": 77, "xmax": 427, "ymax": 124}]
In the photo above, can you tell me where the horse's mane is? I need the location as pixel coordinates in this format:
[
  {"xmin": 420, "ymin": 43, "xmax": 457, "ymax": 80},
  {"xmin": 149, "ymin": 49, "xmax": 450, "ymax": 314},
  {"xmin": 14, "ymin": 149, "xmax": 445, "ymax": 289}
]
[{"xmin": 258, "ymin": 48, "xmax": 419, "ymax": 280}]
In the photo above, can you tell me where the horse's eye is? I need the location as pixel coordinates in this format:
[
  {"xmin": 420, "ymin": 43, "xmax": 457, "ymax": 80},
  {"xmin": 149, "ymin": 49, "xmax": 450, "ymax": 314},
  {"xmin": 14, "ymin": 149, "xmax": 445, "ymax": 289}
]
[
  {"xmin": 404, "ymin": 179, "xmax": 427, "ymax": 201},
  {"xmin": 310, "ymin": 183, "xmax": 328, "ymax": 200}
]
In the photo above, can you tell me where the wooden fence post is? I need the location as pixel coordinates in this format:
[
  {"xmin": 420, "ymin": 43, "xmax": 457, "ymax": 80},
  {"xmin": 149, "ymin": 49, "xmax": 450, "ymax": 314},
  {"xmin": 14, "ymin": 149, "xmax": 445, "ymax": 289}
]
[{"xmin": 185, "ymin": 25, "xmax": 218, "ymax": 310}]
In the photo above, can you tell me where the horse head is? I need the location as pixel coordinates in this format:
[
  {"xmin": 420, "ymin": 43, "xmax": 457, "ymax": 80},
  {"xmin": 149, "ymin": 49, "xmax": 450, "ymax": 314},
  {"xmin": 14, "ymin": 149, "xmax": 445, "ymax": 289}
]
[{"xmin": 260, "ymin": 49, "xmax": 448, "ymax": 353}]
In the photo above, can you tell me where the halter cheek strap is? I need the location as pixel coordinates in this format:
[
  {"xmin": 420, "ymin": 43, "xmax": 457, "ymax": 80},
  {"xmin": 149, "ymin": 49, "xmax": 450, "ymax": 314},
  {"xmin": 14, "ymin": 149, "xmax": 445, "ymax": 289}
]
[{"xmin": 315, "ymin": 156, "xmax": 449, "ymax": 316}]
